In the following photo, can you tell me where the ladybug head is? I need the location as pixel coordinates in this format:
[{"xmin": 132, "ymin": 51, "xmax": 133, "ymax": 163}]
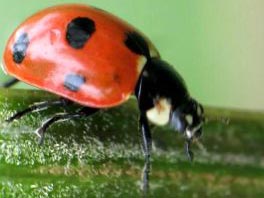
[{"xmin": 170, "ymin": 98, "xmax": 204, "ymax": 141}]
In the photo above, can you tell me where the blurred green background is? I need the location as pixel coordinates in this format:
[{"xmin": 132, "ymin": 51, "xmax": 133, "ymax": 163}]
[{"xmin": 0, "ymin": 0, "xmax": 263, "ymax": 111}]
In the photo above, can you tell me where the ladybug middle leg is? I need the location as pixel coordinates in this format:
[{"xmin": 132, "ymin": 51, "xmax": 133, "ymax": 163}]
[{"xmin": 35, "ymin": 107, "xmax": 98, "ymax": 144}]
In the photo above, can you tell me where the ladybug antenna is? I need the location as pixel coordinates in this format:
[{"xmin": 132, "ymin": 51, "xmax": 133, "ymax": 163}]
[
  {"xmin": 194, "ymin": 138, "xmax": 207, "ymax": 153},
  {"xmin": 184, "ymin": 135, "xmax": 208, "ymax": 162},
  {"xmin": 204, "ymin": 116, "xmax": 230, "ymax": 125}
]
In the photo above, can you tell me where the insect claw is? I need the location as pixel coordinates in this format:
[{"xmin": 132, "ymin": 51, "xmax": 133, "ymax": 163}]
[{"xmin": 34, "ymin": 128, "xmax": 45, "ymax": 145}]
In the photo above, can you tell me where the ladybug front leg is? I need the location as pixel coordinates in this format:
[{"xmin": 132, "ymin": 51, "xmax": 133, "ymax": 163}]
[
  {"xmin": 35, "ymin": 107, "xmax": 98, "ymax": 145},
  {"xmin": 135, "ymin": 76, "xmax": 154, "ymax": 158},
  {"xmin": 139, "ymin": 112, "xmax": 152, "ymax": 159},
  {"xmin": 135, "ymin": 76, "xmax": 153, "ymax": 192},
  {"xmin": 139, "ymin": 111, "xmax": 152, "ymax": 193}
]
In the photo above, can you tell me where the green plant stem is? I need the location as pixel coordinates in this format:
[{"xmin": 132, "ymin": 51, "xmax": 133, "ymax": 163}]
[{"xmin": 0, "ymin": 88, "xmax": 264, "ymax": 197}]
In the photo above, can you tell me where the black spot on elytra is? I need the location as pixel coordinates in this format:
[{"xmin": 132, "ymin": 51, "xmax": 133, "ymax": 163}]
[
  {"xmin": 64, "ymin": 74, "xmax": 86, "ymax": 92},
  {"xmin": 66, "ymin": 17, "xmax": 95, "ymax": 49},
  {"xmin": 12, "ymin": 32, "xmax": 30, "ymax": 64},
  {"xmin": 124, "ymin": 31, "xmax": 150, "ymax": 57}
]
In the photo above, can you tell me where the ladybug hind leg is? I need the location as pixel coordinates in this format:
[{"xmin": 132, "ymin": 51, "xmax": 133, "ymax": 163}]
[
  {"xmin": 6, "ymin": 98, "xmax": 71, "ymax": 123},
  {"xmin": 35, "ymin": 107, "xmax": 98, "ymax": 145},
  {"xmin": 1, "ymin": 78, "xmax": 19, "ymax": 88}
]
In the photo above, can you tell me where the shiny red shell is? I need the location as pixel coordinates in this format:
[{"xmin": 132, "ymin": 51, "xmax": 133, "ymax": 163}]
[{"xmin": 3, "ymin": 4, "xmax": 159, "ymax": 108}]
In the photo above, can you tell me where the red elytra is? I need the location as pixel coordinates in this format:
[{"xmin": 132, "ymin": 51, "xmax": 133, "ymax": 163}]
[{"xmin": 3, "ymin": 4, "xmax": 159, "ymax": 108}]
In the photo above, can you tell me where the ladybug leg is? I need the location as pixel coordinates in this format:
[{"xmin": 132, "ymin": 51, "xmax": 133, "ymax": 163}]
[
  {"xmin": 139, "ymin": 111, "xmax": 152, "ymax": 193},
  {"xmin": 135, "ymin": 76, "xmax": 153, "ymax": 158},
  {"xmin": 6, "ymin": 98, "xmax": 71, "ymax": 123},
  {"xmin": 139, "ymin": 112, "xmax": 152, "ymax": 159},
  {"xmin": 135, "ymin": 76, "xmax": 153, "ymax": 192},
  {"xmin": 35, "ymin": 107, "xmax": 98, "ymax": 145},
  {"xmin": 185, "ymin": 139, "xmax": 194, "ymax": 161},
  {"xmin": 1, "ymin": 78, "xmax": 19, "ymax": 88}
]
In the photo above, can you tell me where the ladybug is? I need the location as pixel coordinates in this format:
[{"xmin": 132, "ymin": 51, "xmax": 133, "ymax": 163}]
[{"xmin": 2, "ymin": 4, "xmax": 204, "ymax": 164}]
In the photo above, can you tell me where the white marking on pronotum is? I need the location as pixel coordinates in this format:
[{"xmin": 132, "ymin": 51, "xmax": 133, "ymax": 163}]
[
  {"xmin": 147, "ymin": 98, "xmax": 171, "ymax": 126},
  {"xmin": 147, "ymin": 41, "xmax": 159, "ymax": 58},
  {"xmin": 137, "ymin": 56, "xmax": 147, "ymax": 75},
  {"xmin": 149, "ymin": 47, "xmax": 159, "ymax": 58}
]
